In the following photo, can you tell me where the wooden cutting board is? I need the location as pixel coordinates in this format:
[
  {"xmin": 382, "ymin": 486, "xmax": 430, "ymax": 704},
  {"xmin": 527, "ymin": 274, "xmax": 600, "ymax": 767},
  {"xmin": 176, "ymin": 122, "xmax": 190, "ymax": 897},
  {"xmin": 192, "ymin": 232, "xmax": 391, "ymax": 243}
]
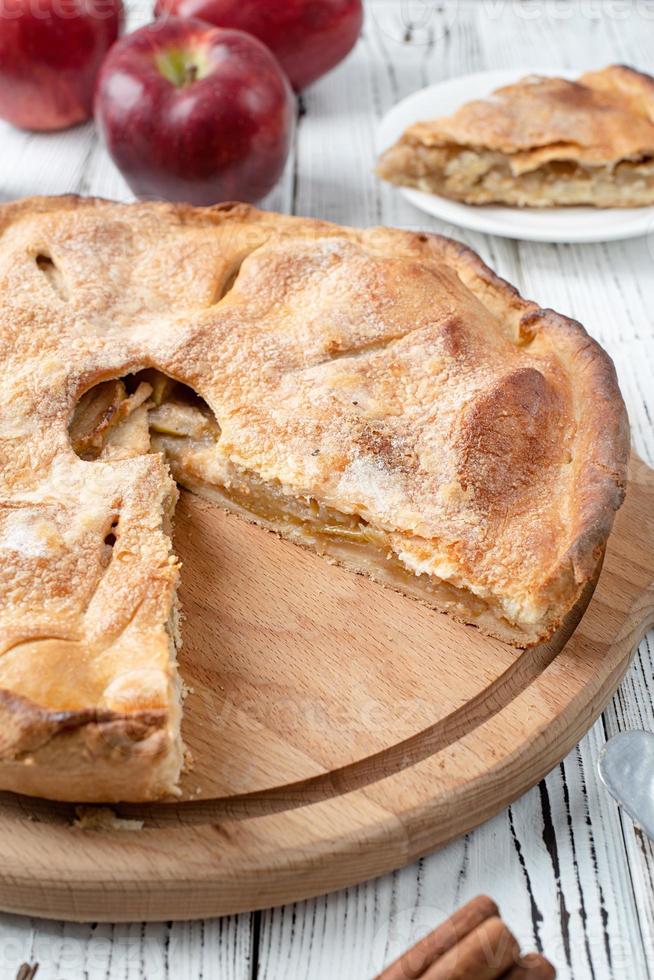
[{"xmin": 0, "ymin": 455, "xmax": 652, "ymax": 923}]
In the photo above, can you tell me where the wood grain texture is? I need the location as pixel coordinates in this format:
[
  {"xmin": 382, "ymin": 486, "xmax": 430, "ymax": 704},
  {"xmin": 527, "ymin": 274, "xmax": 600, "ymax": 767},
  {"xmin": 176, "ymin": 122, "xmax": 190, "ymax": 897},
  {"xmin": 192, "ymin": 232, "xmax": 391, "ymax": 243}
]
[{"xmin": 1, "ymin": 1, "xmax": 654, "ymax": 978}]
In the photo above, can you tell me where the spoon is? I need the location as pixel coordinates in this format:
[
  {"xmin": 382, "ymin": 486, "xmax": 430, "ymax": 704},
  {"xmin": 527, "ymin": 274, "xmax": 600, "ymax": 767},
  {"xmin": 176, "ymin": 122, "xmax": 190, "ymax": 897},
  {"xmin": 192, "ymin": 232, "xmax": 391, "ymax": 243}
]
[{"xmin": 598, "ymin": 730, "xmax": 654, "ymax": 839}]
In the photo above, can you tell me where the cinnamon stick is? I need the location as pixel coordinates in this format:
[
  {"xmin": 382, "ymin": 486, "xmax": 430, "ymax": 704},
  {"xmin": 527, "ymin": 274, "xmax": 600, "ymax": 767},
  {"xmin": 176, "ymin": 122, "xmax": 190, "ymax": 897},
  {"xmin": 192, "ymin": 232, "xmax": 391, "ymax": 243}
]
[
  {"xmin": 421, "ymin": 916, "xmax": 520, "ymax": 980},
  {"xmin": 376, "ymin": 895, "xmax": 498, "ymax": 979},
  {"xmin": 15, "ymin": 966, "xmax": 39, "ymax": 980},
  {"xmin": 504, "ymin": 953, "xmax": 556, "ymax": 979}
]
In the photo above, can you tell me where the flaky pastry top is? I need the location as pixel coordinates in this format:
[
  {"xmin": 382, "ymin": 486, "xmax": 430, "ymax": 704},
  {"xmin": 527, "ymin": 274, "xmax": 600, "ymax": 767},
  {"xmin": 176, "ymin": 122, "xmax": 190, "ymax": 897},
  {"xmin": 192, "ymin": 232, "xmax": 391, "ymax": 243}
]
[{"xmin": 403, "ymin": 65, "xmax": 654, "ymax": 174}]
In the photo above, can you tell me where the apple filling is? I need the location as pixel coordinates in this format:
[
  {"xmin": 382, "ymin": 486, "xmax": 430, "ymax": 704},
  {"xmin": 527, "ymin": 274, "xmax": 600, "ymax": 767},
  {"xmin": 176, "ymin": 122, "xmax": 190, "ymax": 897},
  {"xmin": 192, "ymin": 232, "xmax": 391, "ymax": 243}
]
[
  {"xmin": 377, "ymin": 143, "xmax": 654, "ymax": 207},
  {"xmin": 69, "ymin": 371, "xmax": 543, "ymax": 644}
]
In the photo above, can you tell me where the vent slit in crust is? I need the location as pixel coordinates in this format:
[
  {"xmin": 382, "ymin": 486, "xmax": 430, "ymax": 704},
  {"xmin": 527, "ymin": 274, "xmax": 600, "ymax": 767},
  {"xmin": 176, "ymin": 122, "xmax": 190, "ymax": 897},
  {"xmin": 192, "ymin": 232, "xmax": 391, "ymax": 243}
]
[
  {"xmin": 104, "ymin": 515, "xmax": 119, "ymax": 550},
  {"xmin": 216, "ymin": 262, "xmax": 243, "ymax": 303},
  {"xmin": 35, "ymin": 250, "xmax": 69, "ymax": 300}
]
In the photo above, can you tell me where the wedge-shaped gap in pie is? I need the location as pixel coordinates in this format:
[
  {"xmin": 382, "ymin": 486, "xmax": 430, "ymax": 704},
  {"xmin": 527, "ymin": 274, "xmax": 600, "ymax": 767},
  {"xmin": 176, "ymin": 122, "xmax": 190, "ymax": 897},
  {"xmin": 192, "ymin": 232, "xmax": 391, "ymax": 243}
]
[
  {"xmin": 69, "ymin": 370, "xmax": 534, "ymax": 647},
  {"xmin": 139, "ymin": 378, "xmax": 556, "ymax": 649},
  {"xmin": 34, "ymin": 249, "xmax": 69, "ymax": 301}
]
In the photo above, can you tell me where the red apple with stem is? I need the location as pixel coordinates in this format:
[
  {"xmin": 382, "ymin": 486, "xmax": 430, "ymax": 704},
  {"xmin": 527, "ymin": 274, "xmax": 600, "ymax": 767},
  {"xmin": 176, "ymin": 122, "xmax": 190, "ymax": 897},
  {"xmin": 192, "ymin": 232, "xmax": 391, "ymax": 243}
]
[
  {"xmin": 95, "ymin": 18, "xmax": 295, "ymax": 205},
  {"xmin": 153, "ymin": 0, "xmax": 363, "ymax": 91},
  {"xmin": 0, "ymin": 0, "xmax": 123, "ymax": 131}
]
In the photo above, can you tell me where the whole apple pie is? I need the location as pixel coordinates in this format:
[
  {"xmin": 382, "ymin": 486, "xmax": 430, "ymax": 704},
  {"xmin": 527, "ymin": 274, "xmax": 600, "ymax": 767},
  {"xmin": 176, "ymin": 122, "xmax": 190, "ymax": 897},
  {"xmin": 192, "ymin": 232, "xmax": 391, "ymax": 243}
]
[
  {"xmin": 0, "ymin": 197, "xmax": 629, "ymax": 801},
  {"xmin": 377, "ymin": 65, "xmax": 654, "ymax": 207}
]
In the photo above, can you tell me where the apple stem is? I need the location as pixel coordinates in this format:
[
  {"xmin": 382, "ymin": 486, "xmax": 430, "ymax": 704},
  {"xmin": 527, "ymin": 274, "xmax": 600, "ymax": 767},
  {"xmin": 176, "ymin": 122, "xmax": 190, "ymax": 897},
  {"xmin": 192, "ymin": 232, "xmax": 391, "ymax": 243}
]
[{"xmin": 155, "ymin": 49, "xmax": 209, "ymax": 88}]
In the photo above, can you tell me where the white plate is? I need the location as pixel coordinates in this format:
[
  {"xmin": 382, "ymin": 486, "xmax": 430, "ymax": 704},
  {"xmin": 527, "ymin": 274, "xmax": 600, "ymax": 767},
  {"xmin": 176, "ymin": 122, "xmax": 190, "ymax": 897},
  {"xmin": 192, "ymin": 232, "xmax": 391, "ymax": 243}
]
[{"xmin": 376, "ymin": 69, "xmax": 654, "ymax": 244}]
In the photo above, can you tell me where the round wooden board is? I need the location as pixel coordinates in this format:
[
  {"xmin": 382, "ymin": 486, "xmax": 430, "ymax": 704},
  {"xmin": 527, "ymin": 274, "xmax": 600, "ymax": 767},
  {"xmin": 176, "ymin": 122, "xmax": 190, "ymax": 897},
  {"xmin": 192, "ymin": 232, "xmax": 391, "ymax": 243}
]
[{"xmin": 1, "ymin": 456, "xmax": 652, "ymax": 923}]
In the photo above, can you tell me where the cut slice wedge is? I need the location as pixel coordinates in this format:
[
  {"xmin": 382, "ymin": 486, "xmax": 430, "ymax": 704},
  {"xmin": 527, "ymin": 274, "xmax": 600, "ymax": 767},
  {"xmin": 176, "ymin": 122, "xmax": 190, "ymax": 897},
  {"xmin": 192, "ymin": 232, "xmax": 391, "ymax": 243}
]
[{"xmin": 377, "ymin": 65, "xmax": 654, "ymax": 207}]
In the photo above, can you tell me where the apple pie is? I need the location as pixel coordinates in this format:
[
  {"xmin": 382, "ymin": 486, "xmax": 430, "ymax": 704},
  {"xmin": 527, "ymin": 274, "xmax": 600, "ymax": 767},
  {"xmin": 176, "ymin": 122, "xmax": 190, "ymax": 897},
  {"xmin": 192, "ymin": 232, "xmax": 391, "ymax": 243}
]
[
  {"xmin": 377, "ymin": 65, "xmax": 654, "ymax": 207},
  {"xmin": 0, "ymin": 196, "xmax": 629, "ymax": 801}
]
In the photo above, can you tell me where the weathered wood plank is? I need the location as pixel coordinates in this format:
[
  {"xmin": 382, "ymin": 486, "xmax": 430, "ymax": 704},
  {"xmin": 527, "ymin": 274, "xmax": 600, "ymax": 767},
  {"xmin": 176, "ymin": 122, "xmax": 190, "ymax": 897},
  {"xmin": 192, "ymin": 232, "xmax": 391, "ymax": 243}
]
[{"xmin": 0, "ymin": 914, "xmax": 256, "ymax": 979}]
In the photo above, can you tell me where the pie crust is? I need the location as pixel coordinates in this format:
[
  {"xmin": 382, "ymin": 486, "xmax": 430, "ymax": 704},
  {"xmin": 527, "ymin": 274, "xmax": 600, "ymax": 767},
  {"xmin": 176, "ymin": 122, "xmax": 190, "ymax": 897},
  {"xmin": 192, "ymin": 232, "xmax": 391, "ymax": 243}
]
[
  {"xmin": 0, "ymin": 196, "xmax": 629, "ymax": 801},
  {"xmin": 377, "ymin": 65, "xmax": 654, "ymax": 207}
]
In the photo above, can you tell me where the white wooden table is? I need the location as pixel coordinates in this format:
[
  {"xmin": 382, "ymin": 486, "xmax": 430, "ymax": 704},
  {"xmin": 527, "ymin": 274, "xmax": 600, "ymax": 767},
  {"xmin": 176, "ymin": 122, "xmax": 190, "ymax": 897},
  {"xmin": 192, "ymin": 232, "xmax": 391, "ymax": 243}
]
[{"xmin": 1, "ymin": 2, "xmax": 654, "ymax": 977}]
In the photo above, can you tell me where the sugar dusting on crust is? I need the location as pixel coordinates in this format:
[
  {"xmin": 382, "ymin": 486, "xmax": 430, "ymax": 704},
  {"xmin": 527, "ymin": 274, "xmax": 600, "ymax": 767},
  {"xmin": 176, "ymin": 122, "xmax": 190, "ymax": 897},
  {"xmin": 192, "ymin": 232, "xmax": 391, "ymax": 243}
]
[
  {"xmin": 335, "ymin": 454, "xmax": 406, "ymax": 519},
  {"xmin": 0, "ymin": 510, "xmax": 62, "ymax": 559}
]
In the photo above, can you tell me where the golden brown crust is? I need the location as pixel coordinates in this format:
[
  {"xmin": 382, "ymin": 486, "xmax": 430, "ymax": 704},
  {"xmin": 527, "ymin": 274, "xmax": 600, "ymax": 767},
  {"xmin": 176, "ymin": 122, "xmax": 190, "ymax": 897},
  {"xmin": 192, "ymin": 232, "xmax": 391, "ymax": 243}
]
[
  {"xmin": 377, "ymin": 64, "xmax": 654, "ymax": 206},
  {"xmin": 0, "ymin": 690, "xmax": 176, "ymax": 802},
  {"xmin": 422, "ymin": 234, "xmax": 629, "ymax": 621},
  {"xmin": 0, "ymin": 195, "xmax": 629, "ymax": 801}
]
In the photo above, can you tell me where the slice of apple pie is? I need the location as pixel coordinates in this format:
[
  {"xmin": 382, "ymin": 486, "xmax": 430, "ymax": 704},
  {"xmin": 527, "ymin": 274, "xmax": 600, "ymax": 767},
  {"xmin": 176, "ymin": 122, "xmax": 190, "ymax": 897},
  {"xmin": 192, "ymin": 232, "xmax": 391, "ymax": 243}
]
[
  {"xmin": 377, "ymin": 65, "xmax": 654, "ymax": 207},
  {"xmin": 0, "ymin": 196, "xmax": 628, "ymax": 801}
]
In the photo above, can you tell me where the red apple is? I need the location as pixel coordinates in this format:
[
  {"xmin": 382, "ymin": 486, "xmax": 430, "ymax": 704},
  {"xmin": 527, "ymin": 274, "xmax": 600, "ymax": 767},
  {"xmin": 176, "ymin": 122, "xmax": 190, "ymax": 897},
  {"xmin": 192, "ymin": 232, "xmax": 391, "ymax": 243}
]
[
  {"xmin": 0, "ymin": 0, "xmax": 122, "ymax": 131},
  {"xmin": 95, "ymin": 18, "xmax": 295, "ymax": 205},
  {"xmin": 153, "ymin": 0, "xmax": 363, "ymax": 91}
]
